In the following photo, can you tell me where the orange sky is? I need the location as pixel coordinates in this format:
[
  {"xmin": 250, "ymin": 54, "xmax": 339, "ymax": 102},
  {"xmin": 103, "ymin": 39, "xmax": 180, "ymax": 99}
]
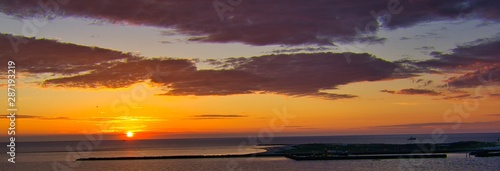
[{"xmin": 1, "ymin": 76, "xmax": 498, "ymax": 141}]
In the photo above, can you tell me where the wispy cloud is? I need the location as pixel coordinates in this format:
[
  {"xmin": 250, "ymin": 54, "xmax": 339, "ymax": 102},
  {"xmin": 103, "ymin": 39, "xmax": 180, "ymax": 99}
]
[
  {"xmin": 380, "ymin": 88, "xmax": 441, "ymax": 96},
  {"xmin": 441, "ymin": 94, "xmax": 471, "ymax": 100},
  {"xmin": 380, "ymin": 90, "xmax": 396, "ymax": 94},
  {"xmin": 399, "ymin": 88, "xmax": 441, "ymax": 96}
]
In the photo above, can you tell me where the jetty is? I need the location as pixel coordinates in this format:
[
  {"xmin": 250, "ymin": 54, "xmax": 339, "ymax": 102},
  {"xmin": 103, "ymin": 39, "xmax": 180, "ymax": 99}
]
[{"xmin": 76, "ymin": 153, "xmax": 282, "ymax": 161}]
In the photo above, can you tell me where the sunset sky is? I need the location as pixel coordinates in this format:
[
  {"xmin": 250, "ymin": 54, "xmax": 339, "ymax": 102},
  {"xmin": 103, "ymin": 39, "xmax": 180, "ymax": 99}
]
[{"xmin": 0, "ymin": 0, "xmax": 499, "ymax": 141}]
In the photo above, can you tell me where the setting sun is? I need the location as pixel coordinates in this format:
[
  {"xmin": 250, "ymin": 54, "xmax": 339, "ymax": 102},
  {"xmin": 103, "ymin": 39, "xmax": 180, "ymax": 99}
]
[{"xmin": 126, "ymin": 131, "xmax": 134, "ymax": 138}]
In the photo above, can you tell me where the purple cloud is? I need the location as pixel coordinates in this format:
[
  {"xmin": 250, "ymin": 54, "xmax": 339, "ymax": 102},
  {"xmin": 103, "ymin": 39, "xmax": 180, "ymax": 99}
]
[
  {"xmin": 156, "ymin": 53, "xmax": 396, "ymax": 99},
  {"xmin": 1, "ymin": 0, "xmax": 499, "ymax": 46},
  {"xmin": 0, "ymin": 34, "xmax": 131, "ymax": 75}
]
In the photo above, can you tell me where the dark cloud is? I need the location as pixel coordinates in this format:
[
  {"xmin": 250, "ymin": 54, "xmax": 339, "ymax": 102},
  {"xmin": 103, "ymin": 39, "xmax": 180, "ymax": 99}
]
[
  {"xmin": 446, "ymin": 67, "xmax": 499, "ymax": 88},
  {"xmin": 190, "ymin": 114, "xmax": 248, "ymax": 120},
  {"xmin": 399, "ymin": 88, "xmax": 441, "ymax": 95},
  {"xmin": 380, "ymin": 88, "xmax": 441, "ymax": 96},
  {"xmin": 410, "ymin": 78, "xmax": 433, "ymax": 87},
  {"xmin": 46, "ymin": 51, "xmax": 395, "ymax": 99},
  {"xmin": 419, "ymin": 36, "xmax": 500, "ymax": 69},
  {"xmin": 0, "ymin": 34, "xmax": 132, "ymax": 75},
  {"xmin": 486, "ymin": 114, "xmax": 500, "ymax": 117},
  {"xmin": 0, "ymin": 34, "xmax": 196, "ymax": 88},
  {"xmin": 157, "ymin": 53, "xmax": 396, "ymax": 99},
  {"xmin": 380, "ymin": 89, "xmax": 396, "ymax": 94},
  {"xmin": 155, "ymin": 69, "xmax": 272, "ymax": 96},
  {"xmin": 392, "ymin": 59, "xmax": 440, "ymax": 78},
  {"xmin": 43, "ymin": 58, "xmax": 196, "ymax": 88},
  {"xmin": 395, "ymin": 36, "xmax": 500, "ymax": 89},
  {"xmin": 1, "ymin": 0, "xmax": 499, "ymax": 46}
]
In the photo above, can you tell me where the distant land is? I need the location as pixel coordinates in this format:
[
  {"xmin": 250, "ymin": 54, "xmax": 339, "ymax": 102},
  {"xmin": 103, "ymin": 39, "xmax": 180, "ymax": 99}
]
[{"xmin": 77, "ymin": 141, "xmax": 500, "ymax": 161}]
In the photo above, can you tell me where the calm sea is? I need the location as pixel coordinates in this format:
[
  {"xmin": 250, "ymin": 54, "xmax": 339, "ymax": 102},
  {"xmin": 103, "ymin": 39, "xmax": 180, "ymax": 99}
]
[{"xmin": 1, "ymin": 133, "xmax": 500, "ymax": 171}]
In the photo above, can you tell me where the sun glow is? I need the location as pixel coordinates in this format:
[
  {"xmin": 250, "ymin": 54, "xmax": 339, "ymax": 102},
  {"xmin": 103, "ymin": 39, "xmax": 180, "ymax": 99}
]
[{"xmin": 126, "ymin": 131, "xmax": 134, "ymax": 138}]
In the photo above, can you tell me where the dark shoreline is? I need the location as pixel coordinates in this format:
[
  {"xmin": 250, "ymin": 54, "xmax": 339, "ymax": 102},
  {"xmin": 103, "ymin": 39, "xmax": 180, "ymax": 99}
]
[
  {"xmin": 286, "ymin": 154, "xmax": 447, "ymax": 161},
  {"xmin": 76, "ymin": 141, "xmax": 500, "ymax": 161}
]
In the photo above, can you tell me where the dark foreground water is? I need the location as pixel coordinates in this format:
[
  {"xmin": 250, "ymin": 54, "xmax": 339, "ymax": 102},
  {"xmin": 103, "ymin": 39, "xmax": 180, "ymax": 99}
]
[{"xmin": 1, "ymin": 133, "xmax": 500, "ymax": 171}]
